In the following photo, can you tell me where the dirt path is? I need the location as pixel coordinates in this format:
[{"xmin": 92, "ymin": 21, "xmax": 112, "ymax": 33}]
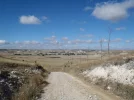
[{"xmin": 39, "ymin": 72, "xmax": 121, "ymax": 100}]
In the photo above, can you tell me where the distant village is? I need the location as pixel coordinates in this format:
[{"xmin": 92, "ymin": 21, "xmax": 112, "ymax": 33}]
[
  {"xmin": 0, "ymin": 49, "xmax": 97, "ymax": 56},
  {"xmin": 0, "ymin": 49, "xmax": 128, "ymax": 57},
  {"xmin": 13, "ymin": 50, "xmax": 90, "ymax": 56}
]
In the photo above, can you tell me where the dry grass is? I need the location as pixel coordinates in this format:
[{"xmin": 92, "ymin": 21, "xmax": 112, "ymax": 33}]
[
  {"xmin": 63, "ymin": 53, "xmax": 134, "ymax": 100},
  {"xmin": 12, "ymin": 74, "xmax": 48, "ymax": 100},
  {"xmin": 1, "ymin": 50, "xmax": 134, "ymax": 100},
  {"xmin": 1, "ymin": 51, "xmax": 134, "ymax": 72},
  {"xmin": 89, "ymin": 78, "xmax": 134, "ymax": 100},
  {"xmin": 0, "ymin": 61, "xmax": 49, "ymax": 100}
]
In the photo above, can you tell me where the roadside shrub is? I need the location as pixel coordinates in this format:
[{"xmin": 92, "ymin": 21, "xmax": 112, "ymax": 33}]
[{"xmin": 0, "ymin": 62, "xmax": 49, "ymax": 100}]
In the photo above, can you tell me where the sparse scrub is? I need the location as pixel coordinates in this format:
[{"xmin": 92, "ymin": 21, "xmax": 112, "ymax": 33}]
[
  {"xmin": 82, "ymin": 59, "xmax": 134, "ymax": 100},
  {"xmin": 0, "ymin": 62, "xmax": 49, "ymax": 100},
  {"xmin": 13, "ymin": 74, "xmax": 49, "ymax": 100},
  {"xmin": 94, "ymin": 79, "xmax": 134, "ymax": 100}
]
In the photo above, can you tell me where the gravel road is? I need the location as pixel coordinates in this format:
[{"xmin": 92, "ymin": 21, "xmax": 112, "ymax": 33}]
[{"xmin": 39, "ymin": 72, "xmax": 121, "ymax": 100}]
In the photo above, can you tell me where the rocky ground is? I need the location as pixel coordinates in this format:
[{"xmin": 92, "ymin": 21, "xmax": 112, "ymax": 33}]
[
  {"xmin": 39, "ymin": 72, "xmax": 120, "ymax": 100},
  {"xmin": 0, "ymin": 62, "xmax": 49, "ymax": 100},
  {"xmin": 82, "ymin": 58, "xmax": 134, "ymax": 100}
]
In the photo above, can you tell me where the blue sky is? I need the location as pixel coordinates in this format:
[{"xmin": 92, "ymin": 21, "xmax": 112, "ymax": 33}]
[{"xmin": 0, "ymin": 0, "xmax": 134, "ymax": 49}]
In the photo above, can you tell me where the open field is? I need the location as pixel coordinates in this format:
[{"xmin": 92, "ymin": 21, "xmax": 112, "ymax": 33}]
[
  {"xmin": 1, "ymin": 49, "xmax": 134, "ymax": 100},
  {"xmin": 1, "ymin": 50, "xmax": 134, "ymax": 71}
]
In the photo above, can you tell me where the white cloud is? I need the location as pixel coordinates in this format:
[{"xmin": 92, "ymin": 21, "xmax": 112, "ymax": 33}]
[
  {"xmin": 44, "ymin": 36, "xmax": 59, "ymax": 45},
  {"xmin": 99, "ymin": 38, "xmax": 122, "ymax": 43},
  {"xmin": 80, "ymin": 34, "xmax": 93, "ymax": 38},
  {"xmin": 126, "ymin": 40, "xmax": 134, "ymax": 43},
  {"xmin": 62, "ymin": 37, "xmax": 68, "ymax": 40},
  {"xmin": 86, "ymin": 40, "xmax": 93, "ymax": 43},
  {"xmin": 24, "ymin": 41, "xmax": 40, "ymax": 44},
  {"xmin": 20, "ymin": 15, "xmax": 41, "ymax": 24},
  {"xmin": 103, "ymin": 39, "xmax": 108, "ymax": 42},
  {"xmin": 92, "ymin": 0, "xmax": 134, "ymax": 21},
  {"xmin": 78, "ymin": 21, "xmax": 87, "ymax": 24},
  {"xmin": 84, "ymin": 6, "xmax": 92, "ymax": 11},
  {"xmin": 126, "ymin": 40, "xmax": 131, "ymax": 43},
  {"xmin": 98, "ymin": 39, "xmax": 108, "ymax": 43},
  {"xmin": 86, "ymin": 34, "xmax": 93, "ymax": 37},
  {"xmin": 23, "ymin": 41, "xmax": 30, "ymax": 44},
  {"xmin": 14, "ymin": 41, "xmax": 19, "ymax": 44},
  {"xmin": 62, "ymin": 37, "xmax": 68, "ymax": 42},
  {"xmin": 71, "ymin": 20, "xmax": 87, "ymax": 24},
  {"xmin": 0, "ymin": 40, "xmax": 6, "ymax": 44},
  {"xmin": 14, "ymin": 41, "xmax": 40, "ymax": 45},
  {"xmin": 42, "ymin": 16, "xmax": 51, "ymax": 23},
  {"xmin": 71, "ymin": 39, "xmax": 93, "ymax": 44},
  {"xmin": 51, "ymin": 36, "xmax": 56, "ymax": 39},
  {"xmin": 42, "ymin": 16, "xmax": 48, "ymax": 20},
  {"xmin": 116, "ymin": 27, "xmax": 126, "ymax": 30},
  {"xmin": 112, "ymin": 38, "xmax": 122, "ymax": 42},
  {"xmin": 80, "ymin": 28, "xmax": 85, "ymax": 31},
  {"xmin": 44, "ymin": 36, "xmax": 56, "ymax": 42},
  {"xmin": 44, "ymin": 36, "xmax": 56, "ymax": 41}
]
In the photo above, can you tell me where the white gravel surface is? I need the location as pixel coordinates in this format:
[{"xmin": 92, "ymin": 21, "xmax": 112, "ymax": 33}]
[
  {"xmin": 39, "ymin": 72, "xmax": 100, "ymax": 100},
  {"xmin": 83, "ymin": 61, "xmax": 134, "ymax": 85},
  {"xmin": 39, "ymin": 72, "xmax": 120, "ymax": 100}
]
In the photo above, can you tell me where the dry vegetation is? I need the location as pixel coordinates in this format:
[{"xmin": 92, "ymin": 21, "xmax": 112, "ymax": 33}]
[
  {"xmin": 1, "ymin": 50, "xmax": 134, "ymax": 100},
  {"xmin": 62, "ymin": 52, "xmax": 134, "ymax": 100},
  {"xmin": 0, "ymin": 61, "xmax": 49, "ymax": 100}
]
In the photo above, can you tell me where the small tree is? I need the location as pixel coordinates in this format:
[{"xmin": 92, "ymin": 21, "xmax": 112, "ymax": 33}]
[
  {"xmin": 100, "ymin": 38, "xmax": 103, "ymax": 60},
  {"xmin": 87, "ymin": 46, "xmax": 89, "ymax": 63},
  {"xmin": 108, "ymin": 27, "xmax": 113, "ymax": 56}
]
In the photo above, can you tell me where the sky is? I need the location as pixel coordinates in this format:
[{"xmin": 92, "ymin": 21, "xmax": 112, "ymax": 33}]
[{"xmin": 0, "ymin": 0, "xmax": 134, "ymax": 49}]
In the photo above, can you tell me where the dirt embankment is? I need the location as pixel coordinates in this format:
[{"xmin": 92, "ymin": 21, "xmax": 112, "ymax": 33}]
[
  {"xmin": 0, "ymin": 62, "xmax": 49, "ymax": 100},
  {"xmin": 82, "ymin": 58, "xmax": 134, "ymax": 100},
  {"xmin": 62, "ymin": 56, "xmax": 134, "ymax": 100}
]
